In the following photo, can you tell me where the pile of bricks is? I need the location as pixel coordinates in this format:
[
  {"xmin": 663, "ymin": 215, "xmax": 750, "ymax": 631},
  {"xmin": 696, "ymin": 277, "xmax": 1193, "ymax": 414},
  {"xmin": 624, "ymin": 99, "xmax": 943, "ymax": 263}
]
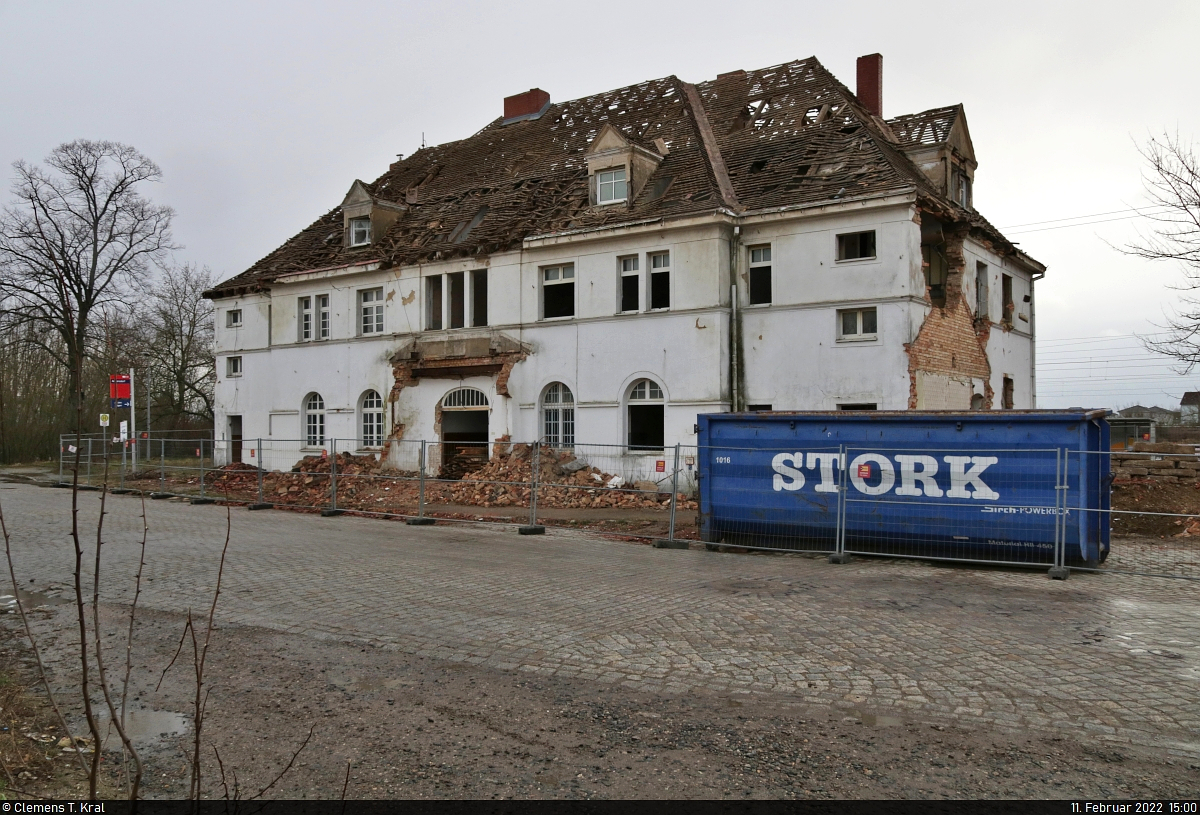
[
  {"xmin": 1111, "ymin": 442, "xmax": 1200, "ymax": 484},
  {"xmin": 448, "ymin": 445, "xmax": 697, "ymax": 511}
]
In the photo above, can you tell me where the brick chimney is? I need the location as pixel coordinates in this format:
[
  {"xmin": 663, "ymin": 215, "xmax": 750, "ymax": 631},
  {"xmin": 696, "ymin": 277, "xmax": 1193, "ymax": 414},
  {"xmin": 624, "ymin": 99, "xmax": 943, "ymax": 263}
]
[
  {"xmin": 503, "ymin": 88, "xmax": 551, "ymax": 123},
  {"xmin": 856, "ymin": 54, "xmax": 883, "ymax": 118}
]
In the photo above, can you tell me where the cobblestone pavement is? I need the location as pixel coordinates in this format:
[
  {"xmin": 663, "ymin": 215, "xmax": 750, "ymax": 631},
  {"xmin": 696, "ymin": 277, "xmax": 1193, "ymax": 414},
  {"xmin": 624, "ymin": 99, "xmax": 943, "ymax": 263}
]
[{"xmin": 2, "ymin": 483, "xmax": 1197, "ymax": 760}]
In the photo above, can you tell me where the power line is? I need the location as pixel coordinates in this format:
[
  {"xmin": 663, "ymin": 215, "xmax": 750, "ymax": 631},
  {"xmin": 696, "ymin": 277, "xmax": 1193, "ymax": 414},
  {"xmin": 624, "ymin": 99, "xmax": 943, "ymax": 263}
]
[
  {"xmin": 1006, "ymin": 214, "xmax": 1158, "ymax": 235},
  {"xmin": 999, "ymin": 205, "xmax": 1170, "ymax": 230}
]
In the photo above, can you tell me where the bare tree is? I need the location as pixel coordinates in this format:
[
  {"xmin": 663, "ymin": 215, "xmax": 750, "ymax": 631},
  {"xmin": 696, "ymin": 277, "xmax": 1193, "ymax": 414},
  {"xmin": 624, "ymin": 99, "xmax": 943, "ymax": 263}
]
[
  {"xmin": 139, "ymin": 263, "xmax": 216, "ymax": 427},
  {"xmin": 1125, "ymin": 132, "xmax": 1200, "ymax": 369},
  {"xmin": 0, "ymin": 140, "xmax": 175, "ymax": 423}
]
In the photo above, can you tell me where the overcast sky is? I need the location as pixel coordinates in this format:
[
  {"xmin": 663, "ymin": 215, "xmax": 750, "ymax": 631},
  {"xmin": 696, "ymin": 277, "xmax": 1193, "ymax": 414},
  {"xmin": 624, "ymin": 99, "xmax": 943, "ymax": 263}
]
[{"xmin": 2, "ymin": 0, "xmax": 1198, "ymax": 410}]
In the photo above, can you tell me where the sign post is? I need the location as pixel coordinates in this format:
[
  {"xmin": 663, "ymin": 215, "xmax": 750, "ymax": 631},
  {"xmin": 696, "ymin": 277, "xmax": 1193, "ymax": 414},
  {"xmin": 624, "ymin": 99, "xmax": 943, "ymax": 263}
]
[{"xmin": 128, "ymin": 368, "xmax": 137, "ymax": 472}]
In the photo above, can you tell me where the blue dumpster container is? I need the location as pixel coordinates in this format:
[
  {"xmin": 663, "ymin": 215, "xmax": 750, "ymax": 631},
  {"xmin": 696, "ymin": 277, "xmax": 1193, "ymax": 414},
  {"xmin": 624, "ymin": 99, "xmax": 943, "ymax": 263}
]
[{"xmin": 697, "ymin": 411, "xmax": 1110, "ymax": 566}]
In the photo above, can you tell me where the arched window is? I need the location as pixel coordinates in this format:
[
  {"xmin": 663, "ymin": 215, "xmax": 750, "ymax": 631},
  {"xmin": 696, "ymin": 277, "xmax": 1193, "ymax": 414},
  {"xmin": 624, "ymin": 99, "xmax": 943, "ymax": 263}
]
[
  {"xmin": 542, "ymin": 383, "xmax": 575, "ymax": 448},
  {"xmin": 361, "ymin": 390, "xmax": 384, "ymax": 447},
  {"xmin": 304, "ymin": 393, "xmax": 325, "ymax": 447},
  {"xmin": 442, "ymin": 387, "xmax": 489, "ymax": 408},
  {"xmin": 627, "ymin": 378, "xmax": 664, "ymax": 451}
]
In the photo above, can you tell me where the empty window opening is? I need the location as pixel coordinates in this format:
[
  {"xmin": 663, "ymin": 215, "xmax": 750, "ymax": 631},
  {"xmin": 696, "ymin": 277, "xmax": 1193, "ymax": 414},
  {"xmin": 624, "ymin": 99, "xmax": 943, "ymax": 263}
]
[
  {"xmin": 226, "ymin": 356, "xmax": 242, "ymax": 377},
  {"xmin": 836, "ymin": 231, "xmax": 876, "ymax": 261},
  {"xmin": 749, "ymin": 246, "xmax": 772, "ymax": 305},
  {"xmin": 349, "ymin": 217, "xmax": 371, "ymax": 247},
  {"xmin": 305, "ymin": 393, "xmax": 326, "ymax": 447},
  {"xmin": 426, "ymin": 275, "xmax": 443, "ymax": 330},
  {"xmin": 922, "ymin": 245, "xmax": 948, "ymax": 307},
  {"xmin": 543, "ymin": 265, "xmax": 575, "ymax": 319},
  {"xmin": 627, "ymin": 379, "xmax": 665, "ymax": 451},
  {"xmin": 838, "ymin": 403, "xmax": 878, "ymax": 411},
  {"xmin": 975, "ymin": 261, "xmax": 989, "ymax": 321},
  {"xmin": 650, "ymin": 252, "xmax": 670, "ymax": 310},
  {"xmin": 441, "ymin": 388, "xmax": 489, "ymax": 478},
  {"xmin": 317, "ymin": 294, "xmax": 330, "ymax": 340},
  {"xmin": 838, "ymin": 307, "xmax": 878, "ymax": 340},
  {"xmin": 1002, "ymin": 376, "xmax": 1014, "ymax": 410},
  {"xmin": 226, "ymin": 309, "xmax": 242, "ymax": 328},
  {"xmin": 471, "ymin": 269, "xmax": 488, "ymax": 326},
  {"xmin": 229, "ymin": 415, "xmax": 243, "ymax": 463},
  {"xmin": 597, "ymin": 167, "xmax": 627, "ymax": 204},
  {"xmin": 1002, "ymin": 274, "xmax": 1014, "ymax": 326},
  {"xmin": 361, "ymin": 390, "xmax": 384, "ymax": 447},
  {"xmin": 747, "ymin": 404, "xmax": 772, "ymax": 412},
  {"xmin": 620, "ymin": 256, "xmax": 639, "ymax": 312},
  {"xmin": 953, "ymin": 171, "xmax": 972, "ymax": 210},
  {"xmin": 449, "ymin": 272, "xmax": 466, "ymax": 329},
  {"xmin": 360, "ymin": 288, "xmax": 384, "ymax": 334},
  {"xmin": 542, "ymin": 382, "xmax": 575, "ymax": 448},
  {"xmin": 298, "ymin": 297, "xmax": 313, "ymax": 341}
]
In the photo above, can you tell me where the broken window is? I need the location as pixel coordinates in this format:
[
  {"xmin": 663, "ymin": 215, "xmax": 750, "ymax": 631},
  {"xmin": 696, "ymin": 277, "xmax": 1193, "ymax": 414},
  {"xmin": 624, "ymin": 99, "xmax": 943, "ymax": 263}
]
[
  {"xmin": 361, "ymin": 390, "xmax": 384, "ymax": 447},
  {"xmin": 305, "ymin": 392, "xmax": 325, "ymax": 447},
  {"xmin": 426, "ymin": 275, "xmax": 443, "ymax": 330},
  {"xmin": 650, "ymin": 252, "xmax": 670, "ymax": 310},
  {"xmin": 317, "ymin": 294, "xmax": 330, "ymax": 340},
  {"xmin": 226, "ymin": 309, "xmax": 242, "ymax": 328},
  {"xmin": 542, "ymin": 382, "xmax": 575, "ymax": 448},
  {"xmin": 836, "ymin": 231, "xmax": 876, "ymax": 261},
  {"xmin": 471, "ymin": 269, "xmax": 488, "ymax": 327},
  {"xmin": 922, "ymin": 245, "xmax": 948, "ymax": 307},
  {"xmin": 975, "ymin": 262, "xmax": 989, "ymax": 321},
  {"xmin": 543, "ymin": 265, "xmax": 575, "ymax": 319},
  {"xmin": 298, "ymin": 296, "xmax": 312, "ymax": 341},
  {"xmin": 749, "ymin": 246, "xmax": 772, "ymax": 305},
  {"xmin": 597, "ymin": 167, "xmax": 627, "ymax": 204},
  {"xmin": 225, "ymin": 356, "xmax": 242, "ymax": 377},
  {"xmin": 837, "ymin": 307, "xmax": 877, "ymax": 340},
  {"xmin": 619, "ymin": 256, "xmax": 639, "ymax": 312},
  {"xmin": 1003, "ymin": 376, "xmax": 1014, "ymax": 410},
  {"xmin": 359, "ymin": 288, "xmax": 384, "ymax": 334},
  {"xmin": 953, "ymin": 171, "xmax": 972, "ymax": 210},
  {"xmin": 1002, "ymin": 274, "xmax": 1014, "ymax": 326},
  {"xmin": 627, "ymin": 379, "xmax": 665, "ymax": 451},
  {"xmin": 349, "ymin": 217, "xmax": 371, "ymax": 247},
  {"xmin": 448, "ymin": 272, "xmax": 465, "ymax": 329}
]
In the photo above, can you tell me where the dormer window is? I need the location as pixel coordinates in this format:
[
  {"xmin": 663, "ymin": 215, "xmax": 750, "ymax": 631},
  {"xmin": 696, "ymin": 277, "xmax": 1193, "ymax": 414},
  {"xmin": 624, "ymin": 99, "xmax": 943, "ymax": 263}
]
[
  {"xmin": 349, "ymin": 217, "xmax": 371, "ymax": 246},
  {"xmin": 597, "ymin": 168, "xmax": 627, "ymax": 204},
  {"xmin": 953, "ymin": 171, "xmax": 972, "ymax": 209}
]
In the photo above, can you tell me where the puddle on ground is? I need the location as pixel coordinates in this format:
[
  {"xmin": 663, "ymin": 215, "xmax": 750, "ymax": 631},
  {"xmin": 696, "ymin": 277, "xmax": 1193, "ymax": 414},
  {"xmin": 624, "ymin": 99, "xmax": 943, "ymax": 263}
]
[
  {"xmin": 329, "ymin": 674, "xmax": 405, "ymax": 693},
  {"xmin": 97, "ymin": 709, "xmax": 190, "ymax": 748},
  {"xmin": 845, "ymin": 708, "xmax": 903, "ymax": 728},
  {"xmin": 0, "ymin": 589, "xmax": 73, "ymax": 613}
]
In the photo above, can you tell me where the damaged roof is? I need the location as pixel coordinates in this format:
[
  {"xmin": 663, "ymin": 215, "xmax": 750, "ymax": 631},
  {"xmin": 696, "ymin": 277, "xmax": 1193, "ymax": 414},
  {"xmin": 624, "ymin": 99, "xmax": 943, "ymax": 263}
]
[{"xmin": 208, "ymin": 57, "xmax": 1025, "ymax": 298}]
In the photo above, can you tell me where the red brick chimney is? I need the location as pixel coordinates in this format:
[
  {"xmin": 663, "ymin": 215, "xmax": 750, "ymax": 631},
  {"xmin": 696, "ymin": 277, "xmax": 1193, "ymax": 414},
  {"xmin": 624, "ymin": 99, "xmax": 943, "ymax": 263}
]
[
  {"xmin": 856, "ymin": 54, "xmax": 883, "ymax": 118},
  {"xmin": 503, "ymin": 88, "xmax": 551, "ymax": 123}
]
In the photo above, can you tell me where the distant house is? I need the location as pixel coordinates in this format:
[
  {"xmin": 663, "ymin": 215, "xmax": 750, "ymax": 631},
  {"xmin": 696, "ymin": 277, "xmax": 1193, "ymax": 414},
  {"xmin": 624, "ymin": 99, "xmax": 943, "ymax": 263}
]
[
  {"xmin": 1120, "ymin": 405, "xmax": 1180, "ymax": 425},
  {"xmin": 1181, "ymin": 393, "xmax": 1200, "ymax": 424}
]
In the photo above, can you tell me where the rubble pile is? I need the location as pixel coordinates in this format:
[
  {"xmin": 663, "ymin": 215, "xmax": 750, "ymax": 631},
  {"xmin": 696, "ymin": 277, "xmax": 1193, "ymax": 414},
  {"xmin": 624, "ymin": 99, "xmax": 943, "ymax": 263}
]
[{"xmin": 445, "ymin": 445, "xmax": 697, "ymax": 510}]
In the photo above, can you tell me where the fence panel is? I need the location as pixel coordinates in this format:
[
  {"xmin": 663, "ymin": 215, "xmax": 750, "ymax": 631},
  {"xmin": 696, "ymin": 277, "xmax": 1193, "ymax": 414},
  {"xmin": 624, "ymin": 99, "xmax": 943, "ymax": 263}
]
[
  {"xmin": 841, "ymin": 446, "xmax": 1064, "ymax": 566},
  {"xmin": 1071, "ymin": 448, "xmax": 1200, "ymax": 579}
]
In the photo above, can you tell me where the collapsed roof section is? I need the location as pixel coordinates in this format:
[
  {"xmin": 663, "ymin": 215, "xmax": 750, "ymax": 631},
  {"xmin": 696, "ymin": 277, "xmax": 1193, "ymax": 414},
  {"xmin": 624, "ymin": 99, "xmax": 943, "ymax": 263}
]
[{"xmin": 207, "ymin": 57, "xmax": 1033, "ymax": 298}]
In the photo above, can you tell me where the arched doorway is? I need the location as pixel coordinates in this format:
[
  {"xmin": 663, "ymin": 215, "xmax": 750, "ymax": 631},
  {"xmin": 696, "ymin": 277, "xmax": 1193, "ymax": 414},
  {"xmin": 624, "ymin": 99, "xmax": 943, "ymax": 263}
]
[{"xmin": 441, "ymin": 387, "xmax": 489, "ymax": 478}]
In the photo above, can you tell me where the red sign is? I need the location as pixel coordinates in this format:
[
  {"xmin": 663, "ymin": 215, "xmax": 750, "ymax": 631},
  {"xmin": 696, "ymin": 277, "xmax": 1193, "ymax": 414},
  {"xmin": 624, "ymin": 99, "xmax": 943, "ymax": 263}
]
[
  {"xmin": 655, "ymin": 460, "xmax": 666, "ymax": 473},
  {"xmin": 109, "ymin": 374, "xmax": 131, "ymax": 400},
  {"xmin": 857, "ymin": 463, "xmax": 872, "ymax": 479}
]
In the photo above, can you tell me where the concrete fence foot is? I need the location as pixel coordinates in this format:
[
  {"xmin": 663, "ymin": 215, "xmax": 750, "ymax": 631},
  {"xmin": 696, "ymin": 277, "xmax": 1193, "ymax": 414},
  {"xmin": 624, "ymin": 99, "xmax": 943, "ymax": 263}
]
[
  {"xmin": 149, "ymin": 492, "xmax": 172, "ymax": 500},
  {"xmin": 1047, "ymin": 566, "xmax": 1070, "ymax": 580},
  {"xmin": 653, "ymin": 540, "xmax": 689, "ymax": 549},
  {"xmin": 518, "ymin": 525, "xmax": 546, "ymax": 535},
  {"xmin": 247, "ymin": 502, "xmax": 273, "ymax": 511},
  {"xmin": 406, "ymin": 517, "xmax": 435, "ymax": 526},
  {"xmin": 190, "ymin": 497, "xmax": 215, "ymax": 505},
  {"xmin": 320, "ymin": 508, "xmax": 345, "ymax": 517},
  {"xmin": 828, "ymin": 553, "xmax": 852, "ymax": 564}
]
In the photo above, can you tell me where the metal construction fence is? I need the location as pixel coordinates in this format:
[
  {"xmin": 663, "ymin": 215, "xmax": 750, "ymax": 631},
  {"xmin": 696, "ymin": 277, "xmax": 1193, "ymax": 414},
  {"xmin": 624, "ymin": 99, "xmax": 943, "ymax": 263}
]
[{"xmin": 54, "ymin": 436, "xmax": 1200, "ymax": 581}]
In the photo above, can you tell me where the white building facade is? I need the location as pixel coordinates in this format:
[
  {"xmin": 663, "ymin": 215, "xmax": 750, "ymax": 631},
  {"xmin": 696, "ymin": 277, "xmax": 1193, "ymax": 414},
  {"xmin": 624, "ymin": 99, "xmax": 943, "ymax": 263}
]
[{"xmin": 207, "ymin": 56, "xmax": 1042, "ymax": 476}]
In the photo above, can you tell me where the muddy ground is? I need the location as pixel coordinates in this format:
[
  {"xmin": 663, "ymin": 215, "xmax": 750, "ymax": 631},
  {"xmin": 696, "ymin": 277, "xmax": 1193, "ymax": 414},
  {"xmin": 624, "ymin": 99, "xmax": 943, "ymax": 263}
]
[{"xmin": 1, "ymin": 601, "xmax": 1195, "ymax": 801}]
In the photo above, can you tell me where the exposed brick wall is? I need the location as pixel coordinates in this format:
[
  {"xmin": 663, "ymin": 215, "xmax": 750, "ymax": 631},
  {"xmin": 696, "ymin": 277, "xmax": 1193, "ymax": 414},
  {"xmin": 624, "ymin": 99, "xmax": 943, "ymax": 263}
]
[
  {"xmin": 386, "ymin": 351, "xmax": 527, "ymax": 438},
  {"xmin": 905, "ymin": 222, "xmax": 992, "ymax": 409}
]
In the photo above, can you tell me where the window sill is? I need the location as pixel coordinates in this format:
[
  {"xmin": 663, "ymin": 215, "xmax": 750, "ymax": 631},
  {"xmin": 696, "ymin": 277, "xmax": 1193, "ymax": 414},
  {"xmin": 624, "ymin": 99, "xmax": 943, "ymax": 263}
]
[
  {"xmin": 648, "ymin": 307, "xmax": 671, "ymax": 313},
  {"xmin": 539, "ymin": 315, "xmax": 575, "ymax": 322},
  {"xmin": 833, "ymin": 256, "xmax": 878, "ymax": 265},
  {"xmin": 300, "ymin": 446, "xmax": 327, "ymax": 453},
  {"xmin": 226, "ymin": 374, "xmax": 242, "ymax": 379},
  {"xmin": 836, "ymin": 335, "xmax": 879, "ymax": 343},
  {"xmin": 596, "ymin": 198, "xmax": 627, "ymax": 206},
  {"xmin": 745, "ymin": 302, "xmax": 771, "ymax": 309}
]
